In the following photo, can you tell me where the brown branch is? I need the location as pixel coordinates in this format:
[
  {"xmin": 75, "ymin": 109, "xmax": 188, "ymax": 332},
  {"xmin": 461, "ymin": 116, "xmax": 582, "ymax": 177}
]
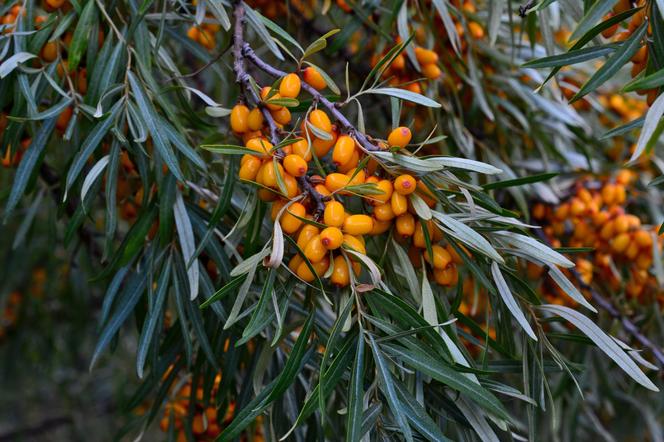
[
  {"xmin": 535, "ymin": 230, "xmax": 664, "ymax": 367},
  {"xmin": 518, "ymin": 0, "xmax": 536, "ymax": 17},
  {"xmin": 232, "ymin": 1, "xmax": 326, "ymax": 217}
]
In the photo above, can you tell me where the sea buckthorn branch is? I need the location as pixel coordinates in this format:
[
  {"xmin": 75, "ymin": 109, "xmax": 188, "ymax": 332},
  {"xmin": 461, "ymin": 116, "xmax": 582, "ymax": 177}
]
[
  {"xmin": 240, "ymin": 43, "xmax": 383, "ymax": 153},
  {"xmin": 232, "ymin": 1, "xmax": 281, "ymax": 147},
  {"xmin": 535, "ymin": 230, "xmax": 664, "ymax": 366},
  {"xmin": 232, "ymin": 1, "xmax": 327, "ymax": 216}
]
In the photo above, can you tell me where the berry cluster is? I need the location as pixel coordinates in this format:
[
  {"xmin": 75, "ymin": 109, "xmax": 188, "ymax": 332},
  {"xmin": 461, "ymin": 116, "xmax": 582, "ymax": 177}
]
[
  {"xmin": 186, "ymin": 16, "xmax": 220, "ymax": 51},
  {"xmin": 532, "ymin": 171, "xmax": 662, "ymax": 304}
]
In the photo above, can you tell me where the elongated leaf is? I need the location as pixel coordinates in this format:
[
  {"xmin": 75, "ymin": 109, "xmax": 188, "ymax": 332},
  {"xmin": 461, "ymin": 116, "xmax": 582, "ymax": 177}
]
[
  {"xmin": 547, "ymin": 266, "xmax": 597, "ymax": 312},
  {"xmin": 571, "ymin": 23, "xmax": 647, "ymax": 103},
  {"xmin": 81, "ymin": 155, "xmax": 109, "ymax": 202},
  {"xmin": 629, "ymin": 92, "xmax": 664, "ymax": 162},
  {"xmin": 367, "ymin": 87, "xmax": 441, "ymax": 108},
  {"xmin": 0, "ymin": 52, "xmax": 36, "ymax": 78},
  {"xmin": 346, "ymin": 334, "xmax": 365, "ymax": 442},
  {"xmin": 68, "ymin": 0, "xmax": 97, "ymax": 71},
  {"xmin": 433, "ymin": 212, "xmax": 504, "ymax": 263},
  {"xmin": 491, "ymin": 262, "xmax": 537, "ymax": 340},
  {"xmin": 4, "ymin": 117, "xmax": 57, "ymax": 220},
  {"xmin": 243, "ymin": 3, "xmax": 283, "ymax": 61},
  {"xmin": 174, "ymin": 191, "xmax": 199, "ymax": 300},
  {"xmin": 539, "ymin": 304, "xmax": 658, "ymax": 391},
  {"xmin": 523, "ymin": 44, "xmax": 619, "ymax": 68},
  {"xmin": 569, "ymin": 0, "xmax": 618, "ymax": 41}
]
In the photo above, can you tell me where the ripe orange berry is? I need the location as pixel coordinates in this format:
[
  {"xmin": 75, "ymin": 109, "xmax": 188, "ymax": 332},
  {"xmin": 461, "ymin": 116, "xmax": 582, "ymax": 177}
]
[
  {"xmin": 297, "ymin": 254, "xmax": 329, "ymax": 282},
  {"xmin": 261, "ymin": 87, "xmax": 283, "ymax": 111},
  {"xmin": 280, "ymin": 202, "xmax": 306, "ymax": 234},
  {"xmin": 186, "ymin": 26, "xmax": 200, "ymax": 41},
  {"xmin": 424, "ymin": 245, "xmax": 452, "ymax": 269},
  {"xmin": 414, "ymin": 47, "xmax": 439, "ymax": 65},
  {"xmin": 324, "ymin": 201, "xmax": 346, "ymax": 227},
  {"xmin": 291, "ymin": 138, "xmax": 312, "ymax": 161},
  {"xmin": 330, "ymin": 255, "xmax": 350, "ymax": 286},
  {"xmin": 387, "ymin": 126, "xmax": 412, "ymax": 148},
  {"xmin": 289, "ymin": 254, "xmax": 304, "ymax": 273},
  {"xmin": 346, "ymin": 168, "xmax": 366, "ymax": 187},
  {"xmin": 370, "ymin": 218, "xmax": 392, "ymax": 235},
  {"xmin": 271, "ymin": 106, "xmax": 291, "ymax": 125},
  {"xmin": 320, "ymin": 227, "xmax": 344, "ymax": 249},
  {"xmin": 238, "ymin": 155, "xmax": 262, "ymax": 181},
  {"xmin": 372, "ymin": 180, "xmax": 393, "ymax": 205},
  {"xmin": 634, "ymin": 230, "xmax": 653, "ymax": 248},
  {"xmin": 342, "ymin": 234, "xmax": 366, "ymax": 255},
  {"xmin": 245, "ymin": 137, "xmax": 273, "ymax": 157},
  {"xmin": 283, "ymin": 154, "xmax": 308, "ymax": 177},
  {"xmin": 247, "ymin": 108, "xmax": 264, "ymax": 131},
  {"xmin": 308, "ymin": 109, "xmax": 333, "ymax": 134},
  {"xmin": 302, "ymin": 66, "xmax": 326, "ymax": 90},
  {"xmin": 258, "ymin": 188, "xmax": 277, "ymax": 202},
  {"xmin": 56, "ymin": 106, "xmax": 73, "ymax": 131},
  {"xmin": 279, "ymin": 73, "xmax": 301, "ymax": 98},
  {"xmin": 192, "ymin": 415, "xmax": 205, "ymax": 435},
  {"xmin": 332, "ymin": 135, "xmax": 356, "ymax": 167},
  {"xmin": 259, "ymin": 161, "xmax": 284, "ymax": 188},
  {"xmin": 421, "ymin": 63, "xmax": 441, "ymax": 80},
  {"xmin": 343, "ymin": 214, "xmax": 374, "ymax": 235},
  {"xmin": 396, "ymin": 213, "xmax": 415, "ymax": 237},
  {"xmin": 610, "ymin": 232, "xmax": 630, "ymax": 253},
  {"xmin": 297, "ymin": 224, "xmax": 319, "ymax": 250},
  {"xmin": 391, "ymin": 192, "xmax": 408, "ymax": 215},
  {"xmin": 325, "ymin": 173, "xmax": 350, "ymax": 193},
  {"xmin": 40, "ymin": 41, "xmax": 58, "ymax": 62},
  {"xmin": 337, "ymin": 150, "xmax": 360, "ymax": 173},
  {"xmin": 374, "ymin": 203, "xmax": 395, "ymax": 221},
  {"xmin": 304, "ymin": 234, "xmax": 327, "ymax": 263},
  {"xmin": 315, "ymin": 183, "xmax": 331, "ymax": 196},
  {"xmin": 230, "ymin": 104, "xmax": 250, "ymax": 133},
  {"xmin": 282, "ymin": 172, "xmax": 299, "ymax": 198},
  {"xmin": 468, "ymin": 21, "xmax": 484, "ymax": 39},
  {"xmin": 271, "ymin": 199, "xmax": 286, "ymax": 221},
  {"xmin": 433, "ymin": 265, "xmax": 458, "ymax": 286},
  {"xmin": 394, "ymin": 175, "xmax": 416, "ymax": 195}
]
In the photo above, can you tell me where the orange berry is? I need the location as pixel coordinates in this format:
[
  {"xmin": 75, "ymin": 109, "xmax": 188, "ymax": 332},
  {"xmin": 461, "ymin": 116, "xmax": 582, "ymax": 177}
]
[
  {"xmin": 279, "ymin": 73, "xmax": 301, "ymax": 98},
  {"xmin": 391, "ymin": 192, "xmax": 408, "ymax": 215},
  {"xmin": 282, "ymin": 172, "xmax": 299, "ymax": 198},
  {"xmin": 261, "ymin": 87, "xmax": 283, "ymax": 111},
  {"xmin": 342, "ymin": 234, "xmax": 366, "ymax": 255},
  {"xmin": 332, "ymin": 135, "xmax": 356, "ymax": 167},
  {"xmin": 302, "ymin": 66, "xmax": 326, "ymax": 90},
  {"xmin": 40, "ymin": 41, "xmax": 58, "ymax": 62},
  {"xmin": 297, "ymin": 224, "xmax": 319, "ymax": 250},
  {"xmin": 337, "ymin": 149, "xmax": 360, "ymax": 173},
  {"xmin": 374, "ymin": 203, "xmax": 395, "ymax": 221},
  {"xmin": 280, "ymin": 202, "xmax": 306, "ymax": 234},
  {"xmin": 271, "ymin": 199, "xmax": 287, "ymax": 221},
  {"xmin": 414, "ymin": 47, "xmax": 439, "ymax": 64},
  {"xmin": 291, "ymin": 138, "xmax": 312, "ymax": 161},
  {"xmin": 394, "ymin": 174, "xmax": 416, "ymax": 195},
  {"xmin": 238, "ymin": 156, "xmax": 262, "ymax": 181},
  {"xmin": 308, "ymin": 109, "xmax": 333, "ymax": 134},
  {"xmin": 245, "ymin": 137, "xmax": 273, "ymax": 157},
  {"xmin": 271, "ymin": 106, "xmax": 292, "ymax": 125},
  {"xmin": 370, "ymin": 218, "xmax": 392, "ymax": 235},
  {"xmin": 343, "ymin": 214, "xmax": 374, "ymax": 235},
  {"xmin": 330, "ymin": 255, "xmax": 350, "ymax": 286},
  {"xmin": 421, "ymin": 63, "xmax": 441, "ymax": 80},
  {"xmin": 387, "ymin": 126, "xmax": 412, "ymax": 148},
  {"xmin": 283, "ymin": 154, "xmax": 308, "ymax": 177},
  {"xmin": 186, "ymin": 26, "xmax": 200, "ymax": 41},
  {"xmin": 289, "ymin": 254, "xmax": 304, "ymax": 273},
  {"xmin": 424, "ymin": 245, "xmax": 452, "ymax": 269},
  {"xmin": 371, "ymin": 180, "xmax": 393, "ymax": 205},
  {"xmin": 320, "ymin": 226, "xmax": 344, "ymax": 249},
  {"xmin": 434, "ymin": 265, "xmax": 458, "ymax": 286},
  {"xmin": 634, "ymin": 230, "xmax": 653, "ymax": 248},
  {"xmin": 396, "ymin": 213, "xmax": 415, "ymax": 237},
  {"xmin": 324, "ymin": 201, "xmax": 346, "ymax": 227},
  {"xmin": 610, "ymin": 233, "xmax": 630, "ymax": 253},
  {"xmin": 297, "ymin": 254, "xmax": 329, "ymax": 282},
  {"xmin": 56, "ymin": 106, "xmax": 73, "ymax": 131},
  {"xmin": 304, "ymin": 234, "xmax": 327, "ymax": 263},
  {"xmin": 325, "ymin": 173, "xmax": 350, "ymax": 193},
  {"xmin": 230, "ymin": 104, "xmax": 250, "ymax": 133}
]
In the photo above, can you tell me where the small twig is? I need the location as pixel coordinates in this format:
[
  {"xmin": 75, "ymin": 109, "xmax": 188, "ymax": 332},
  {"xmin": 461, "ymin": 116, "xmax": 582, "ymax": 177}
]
[
  {"xmin": 297, "ymin": 175, "xmax": 325, "ymax": 217},
  {"xmin": 518, "ymin": 0, "xmax": 536, "ymax": 18},
  {"xmin": 535, "ymin": 230, "xmax": 664, "ymax": 366},
  {"xmin": 241, "ymin": 43, "xmax": 383, "ymax": 153}
]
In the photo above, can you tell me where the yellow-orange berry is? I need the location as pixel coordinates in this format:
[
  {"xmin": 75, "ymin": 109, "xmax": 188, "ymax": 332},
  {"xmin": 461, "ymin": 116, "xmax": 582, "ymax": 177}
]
[
  {"xmin": 332, "ymin": 135, "xmax": 356, "ymax": 167},
  {"xmin": 230, "ymin": 104, "xmax": 250, "ymax": 133},
  {"xmin": 320, "ymin": 227, "xmax": 344, "ymax": 250},
  {"xmin": 247, "ymin": 108, "xmax": 264, "ymax": 131},
  {"xmin": 280, "ymin": 202, "xmax": 306, "ymax": 234},
  {"xmin": 279, "ymin": 73, "xmax": 301, "ymax": 98},
  {"xmin": 396, "ymin": 213, "xmax": 415, "ymax": 237},
  {"xmin": 245, "ymin": 137, "xmax": 273, "ymax": 157},
  {"xmin": 372, "ymin": 180, "xmax": 393, "ymax": 205},
  {"xmin": 325, "ymin": 173, "xmax": 350, "ymax": 193},
  {"xmin": 422, "ymin": 63, "xmax": 441, "ymax": 80},
  {"xmin": 374, "ymin": 203, "xmax": 395, "ymax": 221},
  {"xmin": 297, "ymin": 255, "xmax": 329, "ymax": 282},
  {"xmin": 302, "ymin": 66, "xmax": 326, "ymax": 90},
  {"xmin": 414, "ymin": 47, "xmax": 439, "ymax": 64},
  {"xmin": 304, "ymin": 234, "xmax": 327, "ymax": 263},
  {"xmin": 433, "ymin": 265, "xmax": 458, "ymax": 286},
  {"xmin": 330, "ymin": 255, "xmax": 350, "ymax": 286},
  {"xmin": 324, "ymin": 201, "xmax": 346, "ymax": 227},
  {"xmin": 342, "ymin": 234, "xmax": 366, "ymax": 255},
  {"xmin": 370, "ymin": 218, "xmax": 392, "ymax": 235},
  {"xmin": 40, "ymin": 41, "xmax": 58, "ymax": 62},
  {"xmin": 291, "ymin": 138, "xmax": 312, "ymax": 161},
  {"xmin": 260, "ymin": 87, "xmax": 283, "ymax": 111},
  {"xmin": 271, "ymin": 106, "xmax": 291, "ymax": 125},
  {"xmin": 187, "ymin": 26, "xmax": 200, "ymax": 41},
  {"xmin": 297, "ymin": 224, "xmax": 319, "ymax": 250},
  {"xmin": 387, "ymin": 126, "xmax": 412, "ymax": 148},
  {"xmin": 424, "ymin": 245, "xmax": 452, "ymax": 269},
  {"xmin": 283, "ymin": 154, "xmax": 308, "ymax": 177},
  {"xmin": 394, "ymin": 175, "xmax": 416, "ymax": 195},
  {"xmin": 238, "ymin": 155, "xmax": 262, "ymax": 181},
  {"xmin": 343, "ymin": 214, "xmax": 374, "ymax": 235},
  {"xmin": 308, "ymin": 109, "xmax": 332, "ymax": 134},
  {"xmin": 391, "ymin": 192, "xmax": 408, "ymax": 215},
  {"xmin": 282, "ymin": 172, "xmax": 299, "ymax": 198},
  {"xmin": 634, "ymin": 230, "xmax": 653, "ymax": 248},
  {"xmin": 610, "ymin": 232, "xmax": 630, "ymax": 253}
]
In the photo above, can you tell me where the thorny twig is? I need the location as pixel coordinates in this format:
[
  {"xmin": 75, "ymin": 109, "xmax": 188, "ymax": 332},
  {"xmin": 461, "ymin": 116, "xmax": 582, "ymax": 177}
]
[
  {"xmin": 519, "ymin": 0, "xmax": 536, "ymax": 18},
  {"xmin": 232, "ymin": 1, "xmax": 326, "ymax": 216}
]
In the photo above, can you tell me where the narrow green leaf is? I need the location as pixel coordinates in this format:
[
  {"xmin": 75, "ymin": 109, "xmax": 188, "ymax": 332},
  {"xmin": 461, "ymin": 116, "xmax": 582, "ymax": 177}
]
[{"xmin": 68, "ymin": 0, "xmax": 97, "ymax": 72}]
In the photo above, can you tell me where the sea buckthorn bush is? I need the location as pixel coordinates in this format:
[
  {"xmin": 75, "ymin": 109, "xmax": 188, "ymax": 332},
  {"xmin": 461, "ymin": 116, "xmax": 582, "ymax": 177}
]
[{"xmin": 1, "ymin": 0, "xmax": 664, "ymax": 441}]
